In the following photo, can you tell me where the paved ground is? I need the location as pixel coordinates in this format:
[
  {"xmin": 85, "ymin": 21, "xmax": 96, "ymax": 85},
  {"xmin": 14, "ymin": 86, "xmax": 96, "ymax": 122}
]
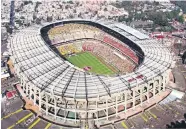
[
  {"xmin": 99, "ymin": 99, "xmax": 186, "ymax": 129},
  {"xmin": 1, "ymin": 81, "xmax": 52, "ymax": 129},
  {"xmin": 1, "ymin": 76, "xmax": 20, "ymax": 91},
  {"xmin": 1, "ymin": 100, "xmax": 51, "ymax": 129},
  {"xmin": 171, "ymin": 60, "xmax": 186, "ymax": 92},
  {"xmin": 1, "ymin": 74, "xmax": 80, "ymax": 129},
  {"xmin": 1, "ymin": 87, "xmax": 78, "ymax": 129}
]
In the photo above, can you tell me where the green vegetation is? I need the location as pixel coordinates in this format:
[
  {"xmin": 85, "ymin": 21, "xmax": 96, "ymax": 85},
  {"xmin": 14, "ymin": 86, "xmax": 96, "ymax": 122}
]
[
  {"xmin": 66, "ymin": 52, "xmax": 116, "ymax": 75},
  {"xmin": 113, "ymin": 1, "xmax": 185, "ymax": 31},
  {"xmin": 148, "ymin": 12, "xmax": 169, "ymax": 26},
  {"xmin": 173, "ymin": 1, "xmax": 186, "ymax": 13},
  {"xmin": 177, "ymin": 15, "xmax": 184, "ymax": 23},
  {"xmin": 34, "ymin": 1, "xmax": 42, "ymax": 12},
  {"xmin": 23, "ymin": 1, "xmax": 33, "ymax": 5}
]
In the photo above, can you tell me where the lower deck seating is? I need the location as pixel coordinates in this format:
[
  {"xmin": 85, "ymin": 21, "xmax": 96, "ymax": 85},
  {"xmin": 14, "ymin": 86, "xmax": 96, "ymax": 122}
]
[
  {"xmin": 103, "ymin": 36, "xmax": 138, "ymax": 64},
  {"xmin": 82, "ymin": 40, "xmax": 135, "ymax": 73},
  {"xmin": 57, "ymin": 39, "xmax": 135, "ymax": 73},
  {"xmin": 58, "ymin": 43, "xmax": 80, "ymax": 55}
]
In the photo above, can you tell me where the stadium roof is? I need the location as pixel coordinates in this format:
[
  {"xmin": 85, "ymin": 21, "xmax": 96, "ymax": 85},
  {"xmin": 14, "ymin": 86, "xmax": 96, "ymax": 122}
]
[
  {"xmin": 114, "ymin": 23, "xmax": 149, "ymax": 40},
  {"xmin": 9, "ymin": 20, "xmax": 173, "ymax": 100}
]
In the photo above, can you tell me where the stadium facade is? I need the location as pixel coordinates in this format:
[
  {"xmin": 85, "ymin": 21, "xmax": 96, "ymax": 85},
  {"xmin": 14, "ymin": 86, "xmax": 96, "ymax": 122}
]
[{"xmin": 9, "ymin": 19, "xmax": 174, "ymax": 128}]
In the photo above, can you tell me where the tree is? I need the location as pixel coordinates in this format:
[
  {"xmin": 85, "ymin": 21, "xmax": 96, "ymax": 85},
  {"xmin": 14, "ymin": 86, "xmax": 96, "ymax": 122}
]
[
  {"xmin": 65, "ymin": 5, "xmax": 68, "ymax": 9},
  {"xmin": 104, "ymin": 8, "xmax": 108, "ymax": 11},
  {"xmin": 15, "ymin": 19, "xmax": 23, "ymax": 25},
  {"xmin": 47, "ymin": 16, "xmax": 52, "ymax": 22},
  {"xmin": 135, "ymin": 13, "xmax": 142, "ymax": 20},
  {"xmin": 148, "ymin": 12, "xmax": 169, "ymax": 26},
  {"xmin": 20, "ymin": 16, "xmax": 25, "ymax": 19},
  {"xmin": 33, "ymin": 14, "xmax": 37, "ymax": 20},
  {"xmin": 69, "ymin": 14, "xmax": 74, "ymax": 19},
  {"xmin": 166, "ymin": 113, "xmax": 186, "ymax": 128},
  {"xmin": 24, "ymin": 1, "xmax": 33, "ymax": 5},
  {"xmin": 111, "ymin": 1, "xmax": 132, "ymax": 9},
  {"xmin": 67, "ymin": 0, "xmax": 73, "ymax": 4},
  {"xmin": 166, "ymin": 12, "xmax": 173, "ymax": 20},
  {"xmin": 125, "ymin": 16, "xmax": 133, "ymax": 23},
  {"xmin": 121, "ymin": 1, "xmax": 132, "ymax": 7},
  {"xmin": 36, "ymin": 18, "xmax": 41, "ymax": 24},
  {"xmin": 177, "ymin": 15, "xmax": 184, "ymax": 23},
  {"xmin": 4, "ymin": 24, "xmax": 12, "ymax": 34},
  {"xmin": 171, "ymin": 9, "xmax": 180, "ymax": 18},
  {"xmin": 73, "ymin": 9, "xmax": 76, "ymax": 13},
  {"xmin": 153, "ymin": 1, "xmax": 159, "ymax": 6},
  {"xmin": 173, "ymin": 1, "xmax": 186, "ymax": 13},
  {"xmin": 118, "ymin": 16, "xmax": 125, "ymax": 22},
  {"xmin": 151, "ymin": 24, "xmax": 156, "ymax": 31},
  {"xmin": 76, "ymin": 1, "xmax": 80, "ymax": 6},
  {"xmin": 35, "ymin": 2, "xmax": 42, "ymax": 12}
]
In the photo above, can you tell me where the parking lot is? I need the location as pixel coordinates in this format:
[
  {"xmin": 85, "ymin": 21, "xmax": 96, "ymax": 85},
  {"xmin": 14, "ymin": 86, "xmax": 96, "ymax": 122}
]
[
  {"xmin": 1, "ymin": 89, "xmax": 79, "ymax": 129},
  {"xmin": 1, "ymin": 85, "xmax": 53, "ymax": 129},
  {"xmin": 1, "ymin": 105, "xmax": 52, "ymax": 129},
  {"xmin": 2, "ymin": 96, "xmax": 185, "ymax": 129},
  {"xmin": 100, "ymin": 98, "xmax": 186, "ymax": 129}
]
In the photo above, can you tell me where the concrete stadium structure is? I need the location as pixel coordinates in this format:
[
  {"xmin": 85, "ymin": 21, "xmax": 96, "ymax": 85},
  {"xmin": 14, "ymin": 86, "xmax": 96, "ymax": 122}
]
[{"xmin": 8, "ymin": 19, "xmax": 174, "ymax": 128}]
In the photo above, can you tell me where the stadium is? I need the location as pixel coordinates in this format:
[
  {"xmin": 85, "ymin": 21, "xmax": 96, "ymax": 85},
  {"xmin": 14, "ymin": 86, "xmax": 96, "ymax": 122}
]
[{"xmin": 9, "ymin": 19, "xmax": 174, "ymax": 128}]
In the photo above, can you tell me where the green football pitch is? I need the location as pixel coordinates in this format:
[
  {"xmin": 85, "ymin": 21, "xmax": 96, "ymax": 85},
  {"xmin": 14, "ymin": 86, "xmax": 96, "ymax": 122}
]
[{"xmin": 66, "ymin": 52, "xmax": 116, "ymax": 75}]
